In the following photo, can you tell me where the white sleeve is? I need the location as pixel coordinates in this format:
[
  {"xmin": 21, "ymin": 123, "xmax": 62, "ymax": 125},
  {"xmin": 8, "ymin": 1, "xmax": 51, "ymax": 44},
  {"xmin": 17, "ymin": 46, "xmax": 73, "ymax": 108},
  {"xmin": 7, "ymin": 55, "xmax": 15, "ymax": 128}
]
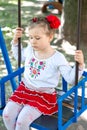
[
  {"xmin": 59, "ymin": 64, "xmax": 84, "ymax": 85},
  {"xmin": 55, "ymin": 51, "xmax": 84, "ymax": 85},
  {"xmin": 11, "ymin": 41, "xmax": 31, "ymax": 62}
]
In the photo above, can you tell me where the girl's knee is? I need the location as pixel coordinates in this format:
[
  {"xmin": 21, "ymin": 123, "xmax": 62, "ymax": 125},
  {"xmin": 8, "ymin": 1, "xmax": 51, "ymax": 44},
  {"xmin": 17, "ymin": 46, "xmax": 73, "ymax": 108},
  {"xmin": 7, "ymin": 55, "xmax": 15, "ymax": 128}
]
[
  {"xmin": 16, "ymin": 119, "xmax": 28, "ymax": 130},
  {"xmin": 16, "ymin": 117, "xmax": 31, "ymax": 130},
  {"xmin": 3, "ymin": 107, "xmax": 11, "ymax": 122}
]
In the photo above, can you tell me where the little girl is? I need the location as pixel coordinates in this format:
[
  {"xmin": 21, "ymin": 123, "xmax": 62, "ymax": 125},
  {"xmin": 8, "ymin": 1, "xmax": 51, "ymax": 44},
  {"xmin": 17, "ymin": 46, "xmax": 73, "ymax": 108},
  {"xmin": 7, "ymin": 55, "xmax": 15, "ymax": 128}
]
[{"xmin": 3, "ymin": 14, "xmax": 84, "ymax": 130}]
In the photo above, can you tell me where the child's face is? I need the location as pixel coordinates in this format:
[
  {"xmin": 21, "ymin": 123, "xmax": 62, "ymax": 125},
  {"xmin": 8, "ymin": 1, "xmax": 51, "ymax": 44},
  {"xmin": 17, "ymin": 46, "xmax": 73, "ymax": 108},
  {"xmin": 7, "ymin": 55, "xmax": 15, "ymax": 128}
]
[{"xmin": 29, "ymin": 26, "xmax": 53, "ymax": 51}]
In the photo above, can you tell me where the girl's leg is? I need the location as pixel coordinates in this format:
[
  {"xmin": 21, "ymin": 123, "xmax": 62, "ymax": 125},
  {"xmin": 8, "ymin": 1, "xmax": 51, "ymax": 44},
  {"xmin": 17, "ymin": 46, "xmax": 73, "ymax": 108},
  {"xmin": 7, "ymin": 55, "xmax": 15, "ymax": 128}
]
[
  {"xmin": 3, "ymin": 101, "xmax": 23, "ymax": 130},
  {"xmin": 15, "ymin": 105, "xmax": 42, "ymax": 130}
]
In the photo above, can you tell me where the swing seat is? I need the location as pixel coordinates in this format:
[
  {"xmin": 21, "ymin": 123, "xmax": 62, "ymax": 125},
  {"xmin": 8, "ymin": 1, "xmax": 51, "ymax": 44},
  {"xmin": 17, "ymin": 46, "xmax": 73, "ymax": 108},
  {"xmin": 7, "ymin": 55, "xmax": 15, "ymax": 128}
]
[{"xmin": 30, "ymin": 106, "xmax": 74, "ymax": 130}]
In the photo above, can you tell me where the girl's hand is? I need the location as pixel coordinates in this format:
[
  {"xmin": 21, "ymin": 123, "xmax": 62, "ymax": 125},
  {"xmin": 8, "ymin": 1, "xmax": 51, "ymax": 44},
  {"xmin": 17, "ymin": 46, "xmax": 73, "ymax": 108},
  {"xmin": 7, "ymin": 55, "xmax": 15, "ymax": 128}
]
[
  {"xmin": 13, "ymin": 27, "xmax": 24, "ymax": 44},
  {"xmin": 74, "ymin": 50, "xmax": 85, "ymax": 70}
]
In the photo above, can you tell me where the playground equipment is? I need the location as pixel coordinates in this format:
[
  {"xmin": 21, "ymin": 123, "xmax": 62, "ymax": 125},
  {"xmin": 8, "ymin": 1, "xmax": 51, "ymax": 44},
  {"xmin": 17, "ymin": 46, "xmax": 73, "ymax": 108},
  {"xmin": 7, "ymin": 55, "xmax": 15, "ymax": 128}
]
[
  {"xmin": 0, "ymin": 0, "xmax": 87, "ymax": 129},
  {"xmin": 0, "ymin": 27, "xmax": 87, "ymax": 130}
]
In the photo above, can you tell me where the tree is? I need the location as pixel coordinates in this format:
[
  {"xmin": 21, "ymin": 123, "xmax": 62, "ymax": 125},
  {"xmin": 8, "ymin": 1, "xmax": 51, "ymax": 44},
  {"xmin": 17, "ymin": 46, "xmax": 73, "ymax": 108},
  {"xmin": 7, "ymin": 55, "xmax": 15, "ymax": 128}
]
[{"xmin": 60, "ymin": 0, "xmax": 87, "ymax": 47}]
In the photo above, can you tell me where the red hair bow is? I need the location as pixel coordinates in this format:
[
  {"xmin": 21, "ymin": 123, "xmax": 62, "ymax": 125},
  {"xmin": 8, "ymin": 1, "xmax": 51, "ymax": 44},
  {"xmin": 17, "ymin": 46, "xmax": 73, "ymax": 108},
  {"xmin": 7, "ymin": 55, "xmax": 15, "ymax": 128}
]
[{"xmin": 46, "ymin": 14, "xmax": 61, "ymax": 29}]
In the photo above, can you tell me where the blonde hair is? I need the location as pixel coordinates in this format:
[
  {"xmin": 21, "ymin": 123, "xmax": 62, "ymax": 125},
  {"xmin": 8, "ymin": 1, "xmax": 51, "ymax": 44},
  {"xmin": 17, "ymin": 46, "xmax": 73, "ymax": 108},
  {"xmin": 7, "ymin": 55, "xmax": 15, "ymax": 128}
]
[{"xmin": 28, "ymin": 17, "xmax": 56, "ymax": 36}]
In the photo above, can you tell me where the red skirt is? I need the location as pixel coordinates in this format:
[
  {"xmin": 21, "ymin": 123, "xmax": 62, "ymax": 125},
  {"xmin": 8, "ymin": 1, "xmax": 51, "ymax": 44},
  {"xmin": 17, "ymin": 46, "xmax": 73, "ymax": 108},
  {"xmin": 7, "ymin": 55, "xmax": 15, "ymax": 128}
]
[{"xmin": 9, "ymin": 82, "xmax": 58, "ymax": 115}]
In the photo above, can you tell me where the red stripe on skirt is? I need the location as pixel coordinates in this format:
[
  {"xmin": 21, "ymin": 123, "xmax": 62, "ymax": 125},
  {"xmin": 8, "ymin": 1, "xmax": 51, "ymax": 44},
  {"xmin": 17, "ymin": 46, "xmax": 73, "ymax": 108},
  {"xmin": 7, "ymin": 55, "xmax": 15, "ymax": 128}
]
[{"xmin": 9, "ymin": 82, "xmax": 58, "ymax": 115}]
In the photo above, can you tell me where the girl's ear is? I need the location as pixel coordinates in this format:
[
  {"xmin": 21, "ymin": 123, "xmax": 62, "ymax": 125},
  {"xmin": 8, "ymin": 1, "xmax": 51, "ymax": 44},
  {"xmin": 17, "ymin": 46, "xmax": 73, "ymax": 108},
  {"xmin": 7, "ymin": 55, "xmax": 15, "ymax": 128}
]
[{"xmin": 49, "ymin": 34, "xmax": 54, "ymax": 42}]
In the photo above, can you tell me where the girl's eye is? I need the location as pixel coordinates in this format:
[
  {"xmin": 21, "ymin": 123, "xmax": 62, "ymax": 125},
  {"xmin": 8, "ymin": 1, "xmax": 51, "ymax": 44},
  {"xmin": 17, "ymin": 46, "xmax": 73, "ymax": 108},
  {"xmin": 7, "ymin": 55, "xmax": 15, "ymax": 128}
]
[
  {"xmin": 29, "ymin": 36, "xmax": 41, "ymax": 40},
  {"xmin": 35, "ymin": 37, "xmax": 40, "ymax": 40}
]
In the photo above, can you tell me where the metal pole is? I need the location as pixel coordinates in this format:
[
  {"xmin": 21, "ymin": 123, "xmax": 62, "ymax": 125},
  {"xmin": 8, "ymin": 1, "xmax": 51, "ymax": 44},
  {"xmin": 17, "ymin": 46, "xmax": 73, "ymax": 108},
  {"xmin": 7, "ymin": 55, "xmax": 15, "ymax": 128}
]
[
  {"xmin": 74, "ymin": 0, "xmax": 82, "ymax": 122},
  {"xmin": 18, "ymin": 0, "xmax": 21, "ymax": 82},
  {"xmin": 75, "ymin": 0, "xmax": 82, "ymax": 85},
  {"xmin": 18, "ymin": 0, "xmax": 21, "ymax": 68}
]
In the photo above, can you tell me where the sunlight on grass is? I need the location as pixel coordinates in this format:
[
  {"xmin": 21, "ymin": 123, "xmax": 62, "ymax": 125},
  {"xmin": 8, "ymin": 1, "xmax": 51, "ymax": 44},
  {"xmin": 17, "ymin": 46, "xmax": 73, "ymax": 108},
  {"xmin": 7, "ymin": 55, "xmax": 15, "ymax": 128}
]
[
  {"xmin": 8, "ymin": 0, "xmax": 17, "ymax": 5},
  {"xmin": 2, "ymin": 26, "xmax": 11, "ymax": 31},
  {"xmin": 22, "ymin": 1, "xmax": 35, "ymax": 6},
  {"xmin": 0, "ymin": 70, "xmax": 8, "ymax": 77},
  {"xmin": 0, "ymin": 7, "xmax": 4, "ymax": 10}
]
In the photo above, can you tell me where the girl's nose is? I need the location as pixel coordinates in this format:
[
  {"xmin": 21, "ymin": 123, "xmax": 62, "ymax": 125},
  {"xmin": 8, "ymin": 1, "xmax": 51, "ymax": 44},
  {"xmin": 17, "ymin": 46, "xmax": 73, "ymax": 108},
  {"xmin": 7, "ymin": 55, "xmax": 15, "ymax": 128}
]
[{"xmin": 32, "ymin": 38, "xmax": 36, "ymax": 44}]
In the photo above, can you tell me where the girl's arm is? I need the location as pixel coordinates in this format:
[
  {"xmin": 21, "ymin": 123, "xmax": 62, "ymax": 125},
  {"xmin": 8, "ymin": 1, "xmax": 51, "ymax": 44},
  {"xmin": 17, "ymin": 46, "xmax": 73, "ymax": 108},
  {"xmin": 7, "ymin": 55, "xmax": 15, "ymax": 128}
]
[
  {"xmin": 11, "ymin": 27, "xmax": 26, "ymax": 62},
  {"xmin": 58, "ymin": 50, "xmax": 85, "ymax": 85}
]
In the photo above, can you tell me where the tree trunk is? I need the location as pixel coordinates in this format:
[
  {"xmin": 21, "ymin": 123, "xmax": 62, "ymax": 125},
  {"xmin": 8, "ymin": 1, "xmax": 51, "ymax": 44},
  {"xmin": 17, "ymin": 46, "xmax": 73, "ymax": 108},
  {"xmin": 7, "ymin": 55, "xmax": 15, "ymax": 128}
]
[
  {"xmin": 81, "ymin": 0, "xmax": 87, "ymax": 44},
  {"xmin": 60, "ymin": 0, "xmax": 87, "ymax": 46}
]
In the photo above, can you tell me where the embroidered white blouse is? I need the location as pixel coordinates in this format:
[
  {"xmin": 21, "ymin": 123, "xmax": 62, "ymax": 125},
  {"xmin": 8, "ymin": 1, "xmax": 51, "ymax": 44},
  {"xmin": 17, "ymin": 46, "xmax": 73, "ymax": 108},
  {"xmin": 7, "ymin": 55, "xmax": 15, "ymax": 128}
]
[{"xmin": 11, "ymin": 43, "xmax": 84, "ymax": 91}]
